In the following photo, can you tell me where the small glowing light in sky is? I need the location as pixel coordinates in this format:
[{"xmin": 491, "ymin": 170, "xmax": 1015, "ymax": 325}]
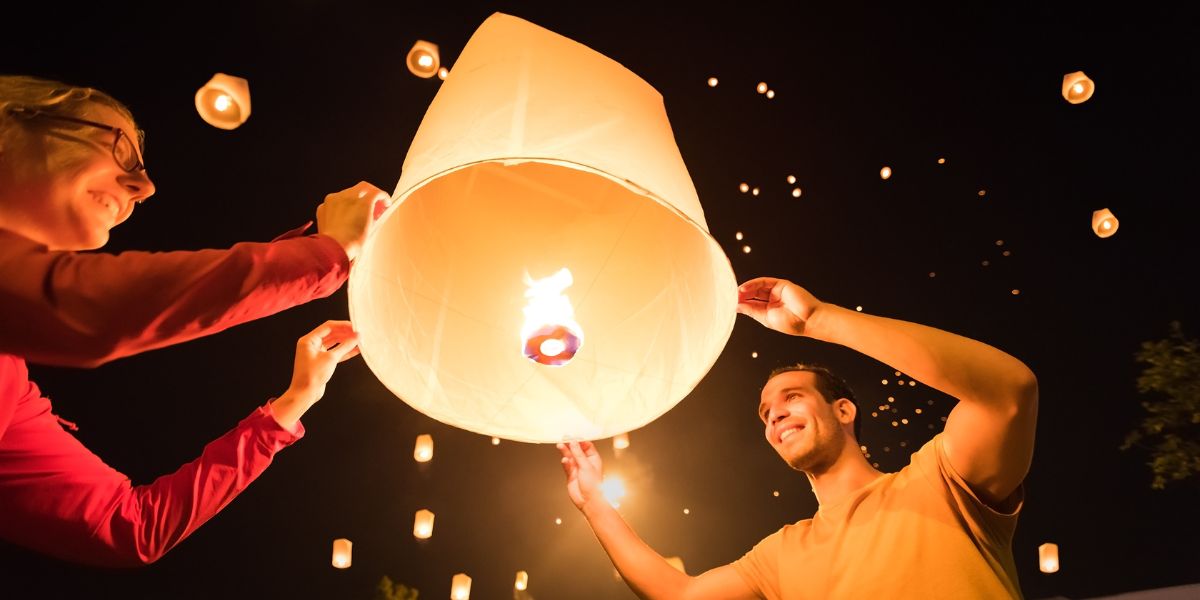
[
  {"xmin": 437, "ymin": 67, "xmax": 449, "ymax": 80},
  {"xmin": 787, "ymin": 175, "xmax": 796, "ymax": 184},
  {"xmin": 555, "ymin": 518, "xmax": 562, "ymax": 525},
  {"xmin": 1102, "ymin": 220, "xmax": 1112, "ymax": 230},
  {"xmin": 1039, "ymin": 543, "xmax": 1060, "ymax": 573},
  {"xmin": 897, "ymin": 380, "xmax": 905, "ymax": 386},
  {"xmin": 735, "ymin": 231, "xmax": 744, "ymax": 241},
  {"xmin": 213, "ymin": 94, "xmax": 231, "ymax": 112},
  {"xmin": 766, "ymin": 90, "xmax": 775, "ymax": 99},
  {"xmin": 751, "ymin": 187, "xmax": 760, "ymax": 196},
  {"xmin": 929, "ymin": 272, "xmax": 936, "ymax": 278},
  {"xmin": 751, "ymin": 351, "xmax": 758, "ymax": 358},
  {"xmin": 1003, "ymin": 250, "xmax": 1012, "ymax": 257},
  {"xmin": 982, "ymin": 260, "xmax": 990, "ymax": 267},
  {"xmin": 894, "ymin": 371, "xmax": 901, "ymax": 376},
  {"xmin": 707, "ymin": 77, "xmax": 719, "ymax": 87},
  {"xmin": 915, "ymin": 408, "xmax": 923, "ymax": 414},
  {"xmin": 996, "ymin": 239, "xmax": 1005, "ymax": 246},
  {"xmin": 937, "ymin": 157, "xmax": 946, "ymax": 164},
  {"xmin": 901, "ymin": 418, "xmax": 909, "ymax": 424},
  {"xmin": 855, "ymin": 306, "xmax": 863, "ymax": 312},
  {"xmin": 742, "ymin": 245, "xmax": 752, "ymax": 254},
  {"xmin": 600, "ymin": 475, "xmax": 627, "ymax": 508},
  {"xmin": 414, "ymin": 434, "xmax": 433, "ymax": 462},
  {"xmin": 978, "ymin": 190, "xmax": 987, "ymax": 197},
  {"xmin": 871, "ymin": 411, "xmax": 878, "ymax": 417},
  {"xmin": 1011, "ymin": 289, "xmax": 1021, "ymax": 296},
  {"xmin": 772, "ymin": 490, "xmax": 780, "ymax": 497},
  {"xmin": 756, "ymin": 82, "xmax": 768, "ymax": 94},
  {"xmin": 900, "ymin": 441, "xmax": 908, "ymax": 447},
  {"xmin": 417, "ymin": 53, "xmax": 434, "ymax": 68},
  {"xmin": 887, "ymin": 396, "xmax": 895, "ymax": 403},
  {"xmin": 491, "ymin": 437, "xmax": 500, "ymax": 445},
  {"xmin": 880, "ymin": 166, "xmax": 892, "ymax": 180},
  {"xmin": 739, "ymin": 182, "xmax": 749, "ymax": 193},
  {"xmin": 891, "ymin": 421, "xmax": 899, "ymax": 427},
  {"xmin": 792, "ymin": 187, "xmax": 802, "ymax": 197},
  {"xmin": 683, "ymin": 508, "xmax": 690, "ymax": 515},
  {"xmin": 861, "ymin": 445, "xmax": 868, "ymax": 452},
  {"xmin": 881, "ymin": 379, "xmax": 888, "ymax": 385},
  {"xmin": 1073, "ymin": 83, "xmax": 1084, "ymax": 94},
  {"xmin": 515, "ymin": 571, "xmax": 529, "ymax": 591},
  {"xmin": 909, "ymin": 380, "xmax": 916, "ymax": 387},
  {"xmin": 613, "ymin": 433, "xmax": 630, "ymax": 451}
]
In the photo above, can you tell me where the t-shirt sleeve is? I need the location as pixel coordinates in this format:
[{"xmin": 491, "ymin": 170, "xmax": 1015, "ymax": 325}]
[
  {"xmin": 912, "ymin": 433, "xmax": 1023, "ymax": 547},
  {"xmin": 732, "ymin": 527, "xmax": 784, "ymax": 599}
]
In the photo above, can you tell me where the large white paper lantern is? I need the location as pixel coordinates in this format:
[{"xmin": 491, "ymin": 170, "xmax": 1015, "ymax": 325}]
[{"xmin": 349, "ymin": 13, "xmax": 736, "ymax": 443}]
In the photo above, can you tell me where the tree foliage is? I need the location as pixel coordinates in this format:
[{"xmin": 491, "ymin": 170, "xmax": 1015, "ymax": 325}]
[
  {"xmin": 1122, "ymin": 322, "xmax": 1200, "ymax": 489},
  {"xmin": 374, "ymin": 576, "xmax": 419, "ymax": 600}
]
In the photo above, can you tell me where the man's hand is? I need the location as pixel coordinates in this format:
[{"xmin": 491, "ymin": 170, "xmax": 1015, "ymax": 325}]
[
  {"xmin": 736, "ymin": 277, "xmax": 823, "ymax": 337},
  {"xmin": 271, "ymin": 320, "xmax": 360, "ymax": 431},
  {"xmin": 315, "ymin": 181, "xmax": 391, "ymax": 263},
  {"xmin": 558, "ymin": 441, "xmax": 604, "ymax": 511}
]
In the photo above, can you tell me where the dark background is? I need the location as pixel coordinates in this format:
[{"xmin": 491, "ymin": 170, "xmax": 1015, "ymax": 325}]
[{"xmin": 2, "ymin": 2, "xmax": 1197, "ymax": 598}]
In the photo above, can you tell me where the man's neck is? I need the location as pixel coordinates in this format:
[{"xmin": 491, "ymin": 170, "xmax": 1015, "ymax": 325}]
[{"xmin": 805, "ymin": 442, "xmax": 882, "ymax": 509}]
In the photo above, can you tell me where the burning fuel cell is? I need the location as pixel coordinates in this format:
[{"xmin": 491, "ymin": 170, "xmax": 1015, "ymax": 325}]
[{"xmin": 521, "ymin": 268, "xmax": 584, "ymax": 366}]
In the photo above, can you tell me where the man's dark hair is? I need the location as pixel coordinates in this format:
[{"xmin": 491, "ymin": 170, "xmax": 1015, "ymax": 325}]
[{"xmin": 765, "ymin": 364, "xmax": 862, "ymax": 441}]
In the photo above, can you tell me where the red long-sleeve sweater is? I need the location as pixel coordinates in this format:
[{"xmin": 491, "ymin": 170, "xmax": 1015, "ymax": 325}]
[{"xmin": 0, "ymin": 227, "xmax": 348, "ymax": 566}]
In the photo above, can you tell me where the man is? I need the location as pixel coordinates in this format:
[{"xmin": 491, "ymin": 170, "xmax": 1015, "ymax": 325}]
[{"xmin": 558, "ymin": 276, "xmax": 1037, "ymax": 599}]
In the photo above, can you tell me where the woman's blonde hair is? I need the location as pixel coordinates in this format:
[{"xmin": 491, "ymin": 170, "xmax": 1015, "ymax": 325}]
[{"xmin": 0, "ymin": 75, "xmax": 141, "ymax": 144}]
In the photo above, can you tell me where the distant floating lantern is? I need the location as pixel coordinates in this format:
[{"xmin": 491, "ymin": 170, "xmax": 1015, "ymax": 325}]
[
  {"xmin": 414, "ymin": 434, "xmax": 434, "ymax": 462},
  {"xmin": 491, "ymin": 436, "xmax": 501, "ymax": 445},
  {"xmin": 515, "ymin": 570, "xmax": 529, "ymax": 591},
  {"xmin": 791, "ymin": 188, "xmax": 802, "ymax": 198},
  {"xmin": 451, "ymin": 573, "xmax": 472, "ymax": 599},
  {"xmin": 739, "ymin": 182, "xmax": 749, "ymax": 193},
  {"xmin": 1062, "ymin": 71, "xmax": 1094, "ymax": 104},
  {"xmin": 1092, "ymin": 208, "xmax": 1119, "ymax": 238},
  {"xmin": 742, "ymin": 245, "xmax": 751, "ymax": 254},
  {"xmin": 765, "ymin": 90, "xmax": 775, "ymax": 99},
  {"xmin": 194, "ymin": 73, "xmax": 251, "ymax": 130},
  {"xmin": 613, "ymin": 432, "xmax": 630, "ymax": 451},
  {"xmin": 350, "ymin": 14, "xmax": 737, "ymax": 443},
  {"xmin": 407, "ymin": 40, "xmax": 441, "ymax": 78},
  {"xmin": 707, "ymin": 77, "xmax": 718, "ymax": 87},
  {"xmin": 438, "ymin": 67, "xmax": 449, "ymax": 80},
  {"xmin": 735, "ymin": 231, "xmax": 743, "ymax": 241},
  {"xmin": 332, "ymin": 538, "xmax": 352, "ymax": 569},
  {"xmin": 1039, "ymin": 543, "xmax": 1060, "ymax": 573},
  {"xmin": 414, "ymin": 509, "xmax": 435, "ymax": 539},
  {"xmin": 937, "ymin": 157, "xmax": 946, "ymax": 164},
  {"xmin": 786, "ymin": 175, "xmax": 796, "ymax": 184},
  {"xmin": 756, "ymin": 82, "xmax": 767, "ymax": 94},
  {"xmin": 665, "ymin": 556, "xmax": 686, "ymax": 573},
  {"xmin": 880, "ymin": 166, "xmax": 892, "ymax": 180},
  {"xmin": 751, "ymin": 351, "xmax": 758, "ymax": 358},
  {"xmin": 751, "ymin": 187, "xmax": 760, "ymax": 196}
]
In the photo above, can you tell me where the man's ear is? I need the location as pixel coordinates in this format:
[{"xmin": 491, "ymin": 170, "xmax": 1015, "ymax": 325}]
[{"xmin": 834, "ymin": 398, "xmax": 857, "ymax": 426}]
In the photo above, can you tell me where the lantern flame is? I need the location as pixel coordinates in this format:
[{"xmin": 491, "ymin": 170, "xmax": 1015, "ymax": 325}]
[
  {"xmin": 214, "ymin": 94, "xmax": 231, "ymax": 112},
  {"xmin": 521, "ymin": 268, "xmax": 583, "ymax": 366}
]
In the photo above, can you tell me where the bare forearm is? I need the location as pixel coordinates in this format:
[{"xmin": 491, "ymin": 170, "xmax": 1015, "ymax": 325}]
[
  {"xmin": 581, "ymin": 499, "xmax": 691, "ymax": 599},
  {"xmin": 806, "ymin": 303, "xmax": 1036, "ymax": 406}
]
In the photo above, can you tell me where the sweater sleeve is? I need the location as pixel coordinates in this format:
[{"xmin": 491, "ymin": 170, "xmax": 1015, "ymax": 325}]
[
  {"xmin": 0, "ymin": 229, "xmax": 348, "ymax": 368},
  {"xmin": 0, "ymin": 394, "xmax": 303, "ymax": 567}
]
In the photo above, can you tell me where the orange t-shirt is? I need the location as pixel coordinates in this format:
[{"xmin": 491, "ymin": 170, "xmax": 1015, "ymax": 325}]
[{"xmin": 733, "ymin": 434, "xmax": 1023, "ymax": 599}]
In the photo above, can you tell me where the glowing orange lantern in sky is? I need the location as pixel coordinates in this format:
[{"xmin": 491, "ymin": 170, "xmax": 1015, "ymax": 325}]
[
  {"xmin": 1039, "ymin": 543, "xmax": 1060, "ymax": 573},
  {"xmin": 414, "ymin": 434, "xmax": 433, "ymax": 462},
  {"xmin": 331, "ymin": 538, "xmax": 352, "ymax": 569},
  {"xmin": 414, "ymin": 509, "xmax": 435, "ymax": 539},
  {"xmin": 1062, "ymin": 71, "xmax": 1094, "ymax": 104},
  {"xmin": 515, "ymin": 570, "xmax": 529, "ymax": 591},
  {"xmin": 1092, "ymin": 208, "xmax": 1119, "ymax": 238},
  {"xmin": 451, "ymin": 573, "xmax": 471, "ymax": 599},
  {"xmin": 407, "ymin": 40, "xmax": 440, "ymax": 78},
  {"xmin": 349, "ymin": 13, "xmax": 737, "ymax": 443},
  {"xmin": 194, "ymin": 73, "xmax": 250, "ymax": 130}
]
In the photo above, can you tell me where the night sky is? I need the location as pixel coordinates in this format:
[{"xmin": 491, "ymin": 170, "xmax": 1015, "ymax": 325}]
[{"xmin": 3, "ymin": 2, "xmax": 1197, "ymax": 598}]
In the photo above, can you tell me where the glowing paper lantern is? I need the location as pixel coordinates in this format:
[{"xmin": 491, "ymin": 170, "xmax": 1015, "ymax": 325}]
[
  {"xmin": 414, "ymin": 509, "xmax": 435, "ymax": 539},
  {"xmin": 414, "ymin": 434, "xmax": 433, "ymax": 462},
  {"xmin": 880, "ymin": 166, "xmax": 892, "ymax": 180},
  {"xmin": 707, "ymin": 77, "xmax": 718, "ymax": 87},
  {"xmin": 515, "ymin": 570, "xmax": 529, "ymax": 591},
  {"xmin": 665, "ymin": 556, "xmax": 686, "ymax": 573},
  {"xmin": 1091, "ymin": 208, "xmax": 1119, "ymax": 238},
  {"xmin": 438, "ymin": 67, "xmax": 449, "ymax": 80},
  {"xmin": 1039, "ymin": 543, "xmax": 1060, "ymax": 573},
  {"xmin": 451, "ymin": 573, "xmax": 472, "ymax": 599},
  {"xmin": 407, "ymin": 40, "xmax": 441, "ymax": 78},
  {"xmin": 613, "ymin": 433, "xmax": 630, "ymax": 451},
  {"xmin": 194, "ymin": 73, "xmax": 250, "ymax": 130},
  {"xmin": 349, "ymin": 13, "xmax": 737, "ymax": 443},
  {"xmin": 756, "ymin": 82, "xmax": 767, "ymax": 93},
  {"xmin": 331, "ymin": 538, "xmax": 352, "ymax": 569},
  {"xmin": 1061, "ymin": 71, "xmax": 1094, "ymax": 104}
]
